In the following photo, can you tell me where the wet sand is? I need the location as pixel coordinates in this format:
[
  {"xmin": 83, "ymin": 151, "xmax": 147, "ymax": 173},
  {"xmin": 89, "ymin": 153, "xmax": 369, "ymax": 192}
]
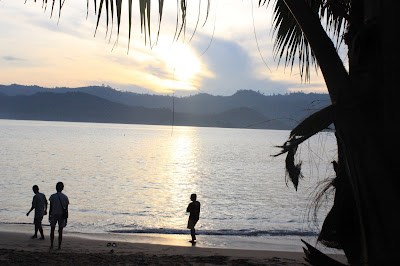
[{"xmin": 0, "ymin": 225, "xmax": 347, "ymax": 265}]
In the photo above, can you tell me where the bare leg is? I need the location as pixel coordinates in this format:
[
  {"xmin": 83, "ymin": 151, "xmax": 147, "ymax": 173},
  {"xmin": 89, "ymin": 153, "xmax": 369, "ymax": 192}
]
[
  {"xmin": 39, "ymin": 224, "xmax": 44, "ymax": 239},
  {"xmin": 191, "ymin": 228, "xmax": 196, "ymax": 241},
  {"xmin": 33, "ymin": 223, "xmax": 39, "ymax": 238},
  {"xmin": 50, "ymin": 226, "xmax": 55, "ymax": 249},
  {"xmin": 58, "ymin": 228, "xmax": 63, "ymax": 250}
]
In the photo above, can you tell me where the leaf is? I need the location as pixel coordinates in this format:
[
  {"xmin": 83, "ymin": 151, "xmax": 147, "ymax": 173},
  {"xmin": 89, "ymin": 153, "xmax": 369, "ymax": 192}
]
[
  {"xmin": 32, "ymin": 0, "xmax": 210, "ymax": 50},
  {"xmin": 94, "ymin": 0, "xmax": 104, "ymax": 37},
  {"xmin": 261, "ymin": 0, "xmax": 349, "ymax": 82},
  {"xmin": 128, "ymin": 0, "xmax": 133, "ymax": 50},
  {"xmin": 275, "ymin": 104, "xmax": 334, "ymax": 190}
]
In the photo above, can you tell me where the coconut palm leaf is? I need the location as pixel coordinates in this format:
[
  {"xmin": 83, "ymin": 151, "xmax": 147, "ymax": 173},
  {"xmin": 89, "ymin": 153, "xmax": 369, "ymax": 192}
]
[
  {"xmin": 260, "ymin": 0, "xmax": 349, "ymax": 82},
  {"xmin": 274, "ymin": 105, "xmax": 334, "ymax": 190},
  {"xmin": 92, "ymin": 0, "xmax": 191, "ymax": 45},
  {"xmin": 34, "ymin": 0, "xmax": 190, "ymax": 47}
]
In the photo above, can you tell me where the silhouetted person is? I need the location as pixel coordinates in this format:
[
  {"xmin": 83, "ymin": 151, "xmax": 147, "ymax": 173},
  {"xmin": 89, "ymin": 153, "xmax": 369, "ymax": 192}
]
[
  {"xmin": 49, "ymin": 182, "xmax": 69, "ymax": 250},
  {"xmin": 26, "ymin": 185, "xmax": 47, "ymax": 239},
  {"xmin": 186, "ymin": 193, "xmax": 200, "ymax": 243}
]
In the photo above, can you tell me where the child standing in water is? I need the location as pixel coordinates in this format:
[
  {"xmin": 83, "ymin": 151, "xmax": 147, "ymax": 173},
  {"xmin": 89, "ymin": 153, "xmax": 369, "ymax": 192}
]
[{"xmin": 186, "ymin": 193, "xmax": 200, "ymax": 243}]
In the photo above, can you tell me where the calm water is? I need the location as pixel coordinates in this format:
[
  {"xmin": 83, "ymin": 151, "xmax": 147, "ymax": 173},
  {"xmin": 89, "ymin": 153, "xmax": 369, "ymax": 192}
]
[{"xmin": 0, "ymin": 119, "xmax": 337, "ymax": 245}]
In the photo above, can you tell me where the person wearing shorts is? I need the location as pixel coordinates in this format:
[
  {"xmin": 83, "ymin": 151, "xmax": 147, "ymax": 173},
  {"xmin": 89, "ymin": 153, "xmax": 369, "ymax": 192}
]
[
  {"xmin": 49, "ymin": 182, "xmax": 69, "ymax": 250},
  {"xmin": 26, "ymin": 185, "xmax": 47, "ymax": 239},
  {"xmin": 186, "ymin": 193, "xmax": 200, "ymax": 243}
]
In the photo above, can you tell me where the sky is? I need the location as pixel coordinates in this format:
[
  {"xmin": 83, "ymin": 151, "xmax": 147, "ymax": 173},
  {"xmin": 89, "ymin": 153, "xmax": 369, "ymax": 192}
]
[{"xmin": 0, "ymin": 0, "xmax": 348, "ymax": 96}]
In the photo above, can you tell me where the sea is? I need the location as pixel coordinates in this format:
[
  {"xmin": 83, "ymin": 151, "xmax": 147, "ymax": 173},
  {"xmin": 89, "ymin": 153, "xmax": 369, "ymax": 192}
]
[{"xmin": 0, "ymin": 119, "xmax": 339, "ymax": 252}]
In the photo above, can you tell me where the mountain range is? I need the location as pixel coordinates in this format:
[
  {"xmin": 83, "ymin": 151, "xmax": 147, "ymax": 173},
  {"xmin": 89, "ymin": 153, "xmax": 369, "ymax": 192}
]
[{"xmin": 0, "ymin": 84, "xmax": 331, "ymax": 130}]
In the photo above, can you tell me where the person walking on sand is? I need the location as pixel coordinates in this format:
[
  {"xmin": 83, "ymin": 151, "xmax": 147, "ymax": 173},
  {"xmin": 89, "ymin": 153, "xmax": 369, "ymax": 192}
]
[
  {"xmin": 186, "ymin": 193, "xmax": 200, "ymax": 243},
  {"xmin": 26, "ymin": 185, "xmax": 48, "ymax": 240},
  {"xmin": 49, "ymin": 182, "xmax": 69, "ymax": 250}
]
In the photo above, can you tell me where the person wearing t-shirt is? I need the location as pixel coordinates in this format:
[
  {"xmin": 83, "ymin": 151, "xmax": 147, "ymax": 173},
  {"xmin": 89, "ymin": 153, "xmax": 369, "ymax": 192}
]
[
  {"xmin": 49, "ymin": 182, "xmax": 69, "ymax": 250},
  {"xmin": 26, "ymin": 185, "xmax": 48, "ymax": 239},
  {"xmin": 186, "ymin": 193, "xmax": 200, "ymax": 243}
]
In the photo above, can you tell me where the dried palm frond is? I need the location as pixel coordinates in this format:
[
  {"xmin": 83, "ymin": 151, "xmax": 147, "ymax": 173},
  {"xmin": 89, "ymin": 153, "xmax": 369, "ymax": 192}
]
[
  {"xmin": 307, "ymin": 176, "xmax": 336, "ymax": 230},
  {"xmin": 276, "ymin": 105, "xmax": 334, "ymax": 155},
  {"xmin": 274, "ymin": 104, "xmax": 334, "ymax": 190},
  {"xmin": 284, "ymin": 144, "xmax": 303, "ymax": 190}
]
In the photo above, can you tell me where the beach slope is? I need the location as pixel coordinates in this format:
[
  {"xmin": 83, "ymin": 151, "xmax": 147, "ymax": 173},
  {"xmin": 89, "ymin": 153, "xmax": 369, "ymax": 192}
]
[
  {"xmin": 0, "ymin": 230, "xmax": 306, "ymax": 265},
  {"xmin": 0, "ymin": 229, "xmax": 347, "ymax": 265}
]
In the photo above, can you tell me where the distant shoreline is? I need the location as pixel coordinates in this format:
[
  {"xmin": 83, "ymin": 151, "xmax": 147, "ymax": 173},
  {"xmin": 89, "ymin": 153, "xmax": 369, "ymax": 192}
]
[
  {"xmin": 0, "ymin": 117, "xmax": 289, "ymax": 131},
  {"xmin": 1, "ymin": 85, "xmax": 331, "ymax": 130}
]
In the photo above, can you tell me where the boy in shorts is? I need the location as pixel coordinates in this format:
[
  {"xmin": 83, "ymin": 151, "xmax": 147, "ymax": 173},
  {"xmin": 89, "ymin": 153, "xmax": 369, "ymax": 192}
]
[
  {"xmin": 26, "ymin": 185, "xmax": 47, "ymax": 239},
  {"xmin": 186, "ymin": 194, "xmax": 200, "ymax": 243}
]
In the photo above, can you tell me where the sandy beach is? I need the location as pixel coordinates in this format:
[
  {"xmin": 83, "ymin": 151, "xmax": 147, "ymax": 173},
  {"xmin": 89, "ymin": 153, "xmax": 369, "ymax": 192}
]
[{"xmin": 0, "ymin": 224, "xmax": 347, "ymax": 265}]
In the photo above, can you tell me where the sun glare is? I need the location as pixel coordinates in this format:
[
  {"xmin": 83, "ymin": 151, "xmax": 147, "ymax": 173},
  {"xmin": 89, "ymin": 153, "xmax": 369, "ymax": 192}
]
[{"xmin": 153, "ymin": 40, "xmax": 202, "ymax": 91}]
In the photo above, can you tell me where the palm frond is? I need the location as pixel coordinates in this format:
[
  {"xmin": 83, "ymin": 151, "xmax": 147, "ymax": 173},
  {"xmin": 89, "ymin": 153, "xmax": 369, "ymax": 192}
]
[
  {"xmin": 320, "ymin": 0, "xmax": 350, "ymax": 46},
  {"xmin": 92, "ymin": 0, "xmax": 190, "ymax": 46},
  {"xmin": 274, "ymin": 104, "xmax": 334, "ymax": 190},
  {"xmin": 33, "ymin": 0, "xmax": 199, "ymax": 48},
  {"xmin": 260, "ymin": 0, "xmax": 349, "ymax": 82},
  {"xmin": 270, "ymin": 0, "xmax": 317, "ymax": 82}
]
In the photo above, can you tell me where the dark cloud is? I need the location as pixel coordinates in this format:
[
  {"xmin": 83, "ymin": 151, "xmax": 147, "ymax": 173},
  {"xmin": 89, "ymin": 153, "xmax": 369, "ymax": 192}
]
[{"xmin": 192, "ymin": 36, "xmax": 295, "ymax": 96}]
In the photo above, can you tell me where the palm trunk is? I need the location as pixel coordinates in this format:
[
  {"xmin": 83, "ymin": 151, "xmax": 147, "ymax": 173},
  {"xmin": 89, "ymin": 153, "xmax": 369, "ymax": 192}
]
[
  {"xmin": 282, "ymin": 0, "xmax": 367, "ymax": 263},
  {"xmin": 336, "ymin": 0, "xmax": 397, "ymax": 264},
  {"xmin": 283, "ymin": 0, "xmax": 397, "ymax": 264},
  {"xmin": 339, "ymin": 1, "xmax": 396, "ymax": 264}
]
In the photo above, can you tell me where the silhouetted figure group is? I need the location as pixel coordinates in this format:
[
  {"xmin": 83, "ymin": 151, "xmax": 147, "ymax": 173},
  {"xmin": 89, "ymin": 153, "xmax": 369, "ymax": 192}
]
[
  {"xmin": 27, "ymin": 186, "xmax": 199, "ymax": 247},
  {"xmin": 27, "ymin": 182, "xmax": 69, "ymax": 250}
]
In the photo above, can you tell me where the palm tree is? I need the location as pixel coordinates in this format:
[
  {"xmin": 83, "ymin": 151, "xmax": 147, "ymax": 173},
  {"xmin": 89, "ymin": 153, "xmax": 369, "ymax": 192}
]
[
  {"xmin": 31, "ymin": 1, "xmax": 396, "ymax": 264},
  {"xmin": 267, "ymin": 1, "xmax": 395, "ymax": 265}
]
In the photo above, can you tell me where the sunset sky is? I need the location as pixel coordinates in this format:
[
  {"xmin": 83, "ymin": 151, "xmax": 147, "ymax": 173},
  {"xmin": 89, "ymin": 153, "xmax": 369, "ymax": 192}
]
[{"xmin": 0, "ymin": 0, "xmax": 348, "ymax": 96}]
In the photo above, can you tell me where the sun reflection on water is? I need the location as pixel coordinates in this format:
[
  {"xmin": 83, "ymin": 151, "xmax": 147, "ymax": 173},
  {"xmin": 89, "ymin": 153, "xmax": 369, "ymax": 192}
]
[
  {"xmin": 163, "ymin": 127, "xmax": 200, "ymax": 228},
  {"xmin": 116, "ymin": 126, "xmax": 202, "ymax": 229}
]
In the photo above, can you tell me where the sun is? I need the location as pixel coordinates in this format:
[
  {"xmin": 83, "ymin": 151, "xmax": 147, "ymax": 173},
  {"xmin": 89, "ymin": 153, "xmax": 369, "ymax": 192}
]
[{"xmin": 153, "ymin": 39, "xmax": 202, "ymax": 91}]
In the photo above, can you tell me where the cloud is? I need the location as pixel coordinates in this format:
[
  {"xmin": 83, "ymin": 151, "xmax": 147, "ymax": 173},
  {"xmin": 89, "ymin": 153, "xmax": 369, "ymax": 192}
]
[
  {"xmin": 144, "ymin": 65, "xmax": 171, "ymax": 80},
  {"xmin": 2, "ymin": 56, "xmax": 24, "ymax": 61},
  {"xmin": 190, "ymin": 35, "xmax": 296, "ymax": 96}
]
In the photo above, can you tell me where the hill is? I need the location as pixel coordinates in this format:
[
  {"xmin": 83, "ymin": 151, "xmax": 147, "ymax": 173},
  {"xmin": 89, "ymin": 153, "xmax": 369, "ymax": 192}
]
[
  {"xmin": 0, "ymin": 84, "xmax": 331, "ymax": 129},
  {"xmin": 0, "ymin": 91, "xmax": 289, "ymax": 129}
]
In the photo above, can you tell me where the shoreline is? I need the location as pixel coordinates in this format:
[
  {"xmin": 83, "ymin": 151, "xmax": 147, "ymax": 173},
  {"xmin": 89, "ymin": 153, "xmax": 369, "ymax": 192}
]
[
  {"xmin": 0, "ymin": 224, "xmax": 347, "ymax": 265},
  {"xmin": 0, "ymin": 223, "xmax": 339, "ymax": 252}
]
